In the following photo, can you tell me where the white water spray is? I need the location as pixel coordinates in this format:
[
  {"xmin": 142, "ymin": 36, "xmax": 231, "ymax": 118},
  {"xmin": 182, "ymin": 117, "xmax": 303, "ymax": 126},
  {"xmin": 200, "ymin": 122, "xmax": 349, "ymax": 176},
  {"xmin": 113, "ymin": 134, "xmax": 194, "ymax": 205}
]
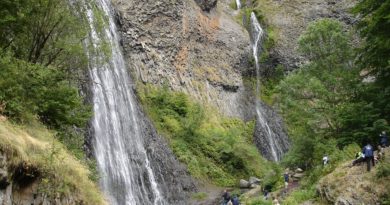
[
  {"xmin": 84, "ymin": 0, "xmax": 167, "ymax": 204},
  {"xmin": 250, "ymin": 12, "xmax": 284, "ymax": 161}
]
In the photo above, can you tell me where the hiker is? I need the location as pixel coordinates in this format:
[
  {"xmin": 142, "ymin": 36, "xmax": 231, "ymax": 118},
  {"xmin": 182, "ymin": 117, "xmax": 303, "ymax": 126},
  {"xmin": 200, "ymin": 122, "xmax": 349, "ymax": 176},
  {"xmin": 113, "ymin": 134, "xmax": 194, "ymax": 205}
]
[
  {"xmin": 322, "ymin": 154, "xmax": 329, "ymax": 166},
  {"xmin": 352, "ymin": 151, "xmax": 365, "ymax": 166},
  {"xmin": 272, "ymin": 196, "xmax": 280, "ymax": 205},
  {"xmin": 222, "ymin": 189, "xmax": 231, "ymax": 205},
  {"xmin": 227, "ymin": 200, "xmax": 233, "ymax": 205},
  {"xmin": 263, "ymin": 188, "xmax": 269, "ymax": 200},
  {"xmin": 231, "ymin": 195, "xmax": 240, "ymax": 205},
  {"xmin": 283, "ymin": 171, "xmax": 289, "ymax": 190},
  {"xmin": 362, "ymin": 142, "xmax": 375, "ymax": 171},
  {"xmin": 380, "ymin": 131, "xmax": 389, "ymax": 147}
]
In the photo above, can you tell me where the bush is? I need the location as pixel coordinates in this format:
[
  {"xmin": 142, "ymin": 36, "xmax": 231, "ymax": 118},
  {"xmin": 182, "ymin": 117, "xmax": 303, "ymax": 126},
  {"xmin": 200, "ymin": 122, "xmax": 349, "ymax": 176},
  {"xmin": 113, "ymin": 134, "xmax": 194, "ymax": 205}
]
[
  {"xmin": 0, "ymin": 53, "xmax": 91, "ymax": 128},
  {"xmin": 377, "ymin": 163, "xmax": 390, "ymax": 179}
]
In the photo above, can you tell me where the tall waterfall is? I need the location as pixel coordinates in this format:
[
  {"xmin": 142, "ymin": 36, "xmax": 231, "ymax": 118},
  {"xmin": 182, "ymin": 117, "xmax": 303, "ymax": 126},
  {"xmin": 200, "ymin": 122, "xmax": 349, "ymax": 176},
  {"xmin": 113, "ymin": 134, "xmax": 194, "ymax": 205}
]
[
  {"xmin": 236, "ymin": 0, "xmax": 242, "ymax": 9},
  {"xmin": 250, "ymin": 12, "xmax": 289, "ymax": 161},
  {"xmin": 84, "ymin": 0, "xmax": 167, "ymax": 204}
]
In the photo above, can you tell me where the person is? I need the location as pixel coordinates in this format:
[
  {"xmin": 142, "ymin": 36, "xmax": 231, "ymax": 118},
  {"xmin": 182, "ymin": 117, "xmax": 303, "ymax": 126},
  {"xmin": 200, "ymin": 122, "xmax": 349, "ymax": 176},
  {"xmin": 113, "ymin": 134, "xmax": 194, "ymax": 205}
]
[
  {"xmin": 323, "ymin": 154, "xmax": 329, "ymax": 166},
  {"xmin": 362, "ymin": 142, "xmax": 375, "ymax": 171},
  {"xmin": 227, "ymin": 200, "xmax": 233, "ymax": 205},
  {"xmin": 380, "ymin": 131, "xmax": 389, "ymax": 147},
  {"xmin": 231, "ymin": 195, "xmax": 240, "ymax": 205},
  {"xmin": 263, "ymin": 188, "xmax": 269, "ymax": 200},
  {"xmin": 222, "ymin": 189, "xmax": 231, "ymax": 205},
  {"xmin": 352, "ymin": 151, "xmax": 365, "ymax": 166},
  {"xmin": 272, "ymin": 196, "xmax": 280, "ymax": 205},
  {"xmin": 283, "ymin": 171, "xmax": 289, "ymax": 190}
]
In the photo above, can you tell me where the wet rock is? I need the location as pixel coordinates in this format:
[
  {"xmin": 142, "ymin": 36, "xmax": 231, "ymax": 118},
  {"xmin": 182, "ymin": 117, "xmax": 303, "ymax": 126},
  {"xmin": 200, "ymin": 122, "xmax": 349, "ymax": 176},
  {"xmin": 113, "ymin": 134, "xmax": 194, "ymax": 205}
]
[
  {"xmin": 194, "ymin": 0, "xmax": 218, "ymax": 12},
  {"xmin": 239, "ymin": 179, "xmax": 250, "ymax": 188},
  {"xmin": 253, "ymin": 101, "xmax": 290, "ymax": 161}
]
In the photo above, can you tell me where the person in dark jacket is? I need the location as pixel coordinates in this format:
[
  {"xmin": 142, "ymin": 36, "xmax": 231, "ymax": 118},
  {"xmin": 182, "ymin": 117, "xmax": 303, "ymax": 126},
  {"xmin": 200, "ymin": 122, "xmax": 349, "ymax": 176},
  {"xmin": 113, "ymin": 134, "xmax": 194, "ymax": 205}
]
[
  {"xmin": 231, "ymin": 195, "xmax": 240, "ymax": 205},
  {"xmin": 222, "ymin": 190, "xmax": 231, "ymax": 205},
  {"xmin": 380, "ymin": 131, "xmax": 389, "ymax": 147},
  {"xmin": 362, "ymin": 143, "xmax": 375, "ymax": 171}
]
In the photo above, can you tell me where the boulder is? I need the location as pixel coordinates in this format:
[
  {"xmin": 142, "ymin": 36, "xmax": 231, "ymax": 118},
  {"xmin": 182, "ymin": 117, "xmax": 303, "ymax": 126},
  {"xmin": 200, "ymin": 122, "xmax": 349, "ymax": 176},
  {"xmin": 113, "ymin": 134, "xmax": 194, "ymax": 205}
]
[
  {"xmin": 248, "ymin": 176, "xmax": 261, "ymax": 185},
  {"xmin": 292, "ymin": 173, "xmax": 305, "ymax": 179},
  {"xmin": 295, "ymin": 168, "xmax": 304, "ymax": 173},
  {"xmin": 239, "ymin": 179, "xmax": 251, "ymax": 188}
]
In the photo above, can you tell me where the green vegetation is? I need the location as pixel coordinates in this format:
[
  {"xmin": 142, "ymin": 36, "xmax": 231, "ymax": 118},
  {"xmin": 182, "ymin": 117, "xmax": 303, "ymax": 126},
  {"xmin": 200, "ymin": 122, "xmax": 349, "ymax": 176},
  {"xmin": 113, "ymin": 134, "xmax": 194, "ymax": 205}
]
[
  {"xmin": 0, "ymin": 119, "xmax": 106, "ymax": 204},
  {"xmin": 0, "ymin": 0, "xmax": 106, "ymax": 202},
  {"xmin": 258, "ymin": 0, "xmax": 390, "ymax": 202},
  {"xmin": 138, "ymin": 84, "xmax": 275, "ymax": 186}
]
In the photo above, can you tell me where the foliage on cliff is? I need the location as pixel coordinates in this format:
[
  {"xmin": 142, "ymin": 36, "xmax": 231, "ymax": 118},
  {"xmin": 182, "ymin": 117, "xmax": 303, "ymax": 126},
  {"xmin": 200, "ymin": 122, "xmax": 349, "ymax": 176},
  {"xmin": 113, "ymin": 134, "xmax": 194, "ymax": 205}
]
[{"xmin": 138, "ymin": 84, "xmax": 277, "ymax": 186}]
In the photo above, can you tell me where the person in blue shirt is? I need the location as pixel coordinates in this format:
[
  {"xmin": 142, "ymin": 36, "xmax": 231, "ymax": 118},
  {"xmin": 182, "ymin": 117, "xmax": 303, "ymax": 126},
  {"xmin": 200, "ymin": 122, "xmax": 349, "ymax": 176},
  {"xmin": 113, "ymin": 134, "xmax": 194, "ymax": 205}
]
[
  {"xmin": 362, "ymin": 143, "xmax": 375, "ymax": 171},
  {"xmin": 380, "ymin": 131, "xmax": 389, "ymax": 147},
  {"xmin": 231, "ymin": 195, "xmax": 240, "ymax": 205}
]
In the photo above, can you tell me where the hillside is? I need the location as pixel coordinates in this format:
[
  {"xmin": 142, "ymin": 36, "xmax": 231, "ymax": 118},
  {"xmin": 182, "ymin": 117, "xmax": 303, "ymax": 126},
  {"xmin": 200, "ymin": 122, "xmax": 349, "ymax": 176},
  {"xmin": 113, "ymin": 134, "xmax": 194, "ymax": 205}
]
[
  {"xmin": 317, "ymin": 148, "xmax": 390, "ymax": 204},
  {"xmin": 0, "ymin": 117, "xmax": 106, "ymax": 205}
]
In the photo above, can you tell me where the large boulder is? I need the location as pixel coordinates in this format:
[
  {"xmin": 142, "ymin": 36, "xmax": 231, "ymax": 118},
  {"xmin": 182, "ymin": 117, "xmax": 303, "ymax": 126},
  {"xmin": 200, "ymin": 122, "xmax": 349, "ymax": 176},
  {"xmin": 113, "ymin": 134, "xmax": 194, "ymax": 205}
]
[
  {"xmin": 239, "ymin": 179, "xmax": 251, "ymax": 188},
  {"xmin": 194, "ymin": 0, "xmax": 218, "ymax": 12},
  {"xmin": 248, "ymin": 176, "xmax": 261, "ymax": 185}
]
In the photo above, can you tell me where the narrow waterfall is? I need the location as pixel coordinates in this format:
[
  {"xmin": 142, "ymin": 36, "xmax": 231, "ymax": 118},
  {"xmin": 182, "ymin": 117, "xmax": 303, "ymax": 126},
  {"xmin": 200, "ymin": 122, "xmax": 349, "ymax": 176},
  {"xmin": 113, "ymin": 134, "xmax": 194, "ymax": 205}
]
[
  {"xmin": 84, "ymin": 0, "xmax": 167, "ymax": 204},
  {"xmin": 236, "ymin": 0, "xmax": 242, "ymax": 9},
  {"xmin": 250, "ymin": 12, "xmax": 289, "ymax": 161}
]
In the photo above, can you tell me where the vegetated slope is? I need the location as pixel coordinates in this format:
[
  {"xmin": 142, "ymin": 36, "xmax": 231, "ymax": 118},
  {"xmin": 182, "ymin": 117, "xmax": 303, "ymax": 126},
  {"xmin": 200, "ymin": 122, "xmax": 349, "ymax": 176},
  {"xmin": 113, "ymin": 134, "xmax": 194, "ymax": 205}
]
[
  {"xmin": 317, "ymin": 148, "xmax": 390, "ymax": 205},
  {"xmin": 0, "ymin": 117, "xmax": 106, "ymax": 205},
  {"xmin": 138, "ymin": 84, "xmax": 279, "ymax": 187}
]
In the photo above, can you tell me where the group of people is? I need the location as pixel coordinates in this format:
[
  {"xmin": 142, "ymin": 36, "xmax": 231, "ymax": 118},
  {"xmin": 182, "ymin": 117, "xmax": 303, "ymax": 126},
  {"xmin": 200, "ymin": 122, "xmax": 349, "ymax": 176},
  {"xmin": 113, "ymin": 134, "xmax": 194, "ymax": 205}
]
[
  {"xmin": 221, "ymin": 190, "xmax": 240, "ymax": 205},
  {"xmin": 351, "ymin": 131, "xmax": 388, "ymax": 171}
]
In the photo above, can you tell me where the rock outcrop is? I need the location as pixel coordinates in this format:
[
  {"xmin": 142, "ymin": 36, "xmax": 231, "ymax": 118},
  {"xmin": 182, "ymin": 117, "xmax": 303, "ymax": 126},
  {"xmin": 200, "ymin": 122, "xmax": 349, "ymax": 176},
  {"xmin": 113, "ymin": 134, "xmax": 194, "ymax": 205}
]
[
  {"xmin": 113, "ymin": 0, "xmax": 253, "ymax": 119},
  {"xmin": 0, "ymin": 153, "xmax": 81, "ymax": 205}
]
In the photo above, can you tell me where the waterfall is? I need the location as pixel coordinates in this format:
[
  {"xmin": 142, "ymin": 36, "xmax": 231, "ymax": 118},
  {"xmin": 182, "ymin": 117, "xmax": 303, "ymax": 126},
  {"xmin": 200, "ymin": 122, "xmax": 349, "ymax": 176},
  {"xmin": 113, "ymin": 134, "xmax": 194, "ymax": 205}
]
[
  {"xmin": 236, "ymin": 0, "xmax": 242, "ymax": 9},
  {"xmin": 83, "ymin": 0, "xmax": 167, "ymax": 204},
  {"xmin": 250, "ymin": 12, "xmax": 289, "ymax": 161}
]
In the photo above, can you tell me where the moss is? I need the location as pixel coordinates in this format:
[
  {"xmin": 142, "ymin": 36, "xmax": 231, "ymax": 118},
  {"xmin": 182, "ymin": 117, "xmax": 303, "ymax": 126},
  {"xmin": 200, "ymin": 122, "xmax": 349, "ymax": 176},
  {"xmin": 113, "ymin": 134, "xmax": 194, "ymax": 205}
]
[{"xmin": 0, "ymin": 119, "xmax": 106, "ymax": 205}]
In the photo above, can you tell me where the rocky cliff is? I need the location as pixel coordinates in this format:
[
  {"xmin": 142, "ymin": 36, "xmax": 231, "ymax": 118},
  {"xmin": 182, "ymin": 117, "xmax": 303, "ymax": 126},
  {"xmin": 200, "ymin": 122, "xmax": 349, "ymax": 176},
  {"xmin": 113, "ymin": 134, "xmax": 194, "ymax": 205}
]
[
  {"xmin": 113, "ymin": 0, "xmax": 254, "ymax": 119},
  {"xmin": 254, "ymin": 0, "xmax": 357, "ymax": 70}
]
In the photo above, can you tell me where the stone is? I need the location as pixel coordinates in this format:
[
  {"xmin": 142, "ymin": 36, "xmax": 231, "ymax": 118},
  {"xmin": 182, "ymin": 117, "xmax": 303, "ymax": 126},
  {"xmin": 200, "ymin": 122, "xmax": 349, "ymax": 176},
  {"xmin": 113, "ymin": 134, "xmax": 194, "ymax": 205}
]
[
  {"xmin": 292, "ymin": 173, "xmax": 305, "ymax": 179},
  {"xmin": 239, "ymin": 179, "xmax": 251, "ymax": 188},
  {"xmin": 248, "ymin": 176, "xmax": 261, "ymax": 185},
  {"xmin": 295, "ymin": 168, "xmax": 304, "ymax": 173}
]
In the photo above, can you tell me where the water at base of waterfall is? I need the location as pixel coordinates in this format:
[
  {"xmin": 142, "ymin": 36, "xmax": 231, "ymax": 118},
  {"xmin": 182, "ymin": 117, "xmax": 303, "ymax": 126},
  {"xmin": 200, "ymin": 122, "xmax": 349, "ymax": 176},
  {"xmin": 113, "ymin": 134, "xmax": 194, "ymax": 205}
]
[{"xmin": 82, "ymin": 0, "xmax": 167, "ymax": 204}]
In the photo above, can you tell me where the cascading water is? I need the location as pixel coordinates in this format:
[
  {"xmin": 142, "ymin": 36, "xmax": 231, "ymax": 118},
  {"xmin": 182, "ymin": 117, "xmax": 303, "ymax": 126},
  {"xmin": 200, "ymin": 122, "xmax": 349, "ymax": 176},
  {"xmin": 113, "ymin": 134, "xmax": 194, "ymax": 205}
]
[
  {"xmin": 83, "ymin": 0, "xmax": 167, "ymax": 204},
  {"xmin": 236, "ymin": 0, "xmax": 242, "ymax": 9},
  {"xmin": 250, "ymin": 12, "xmax": 289, "ymax": 161}
]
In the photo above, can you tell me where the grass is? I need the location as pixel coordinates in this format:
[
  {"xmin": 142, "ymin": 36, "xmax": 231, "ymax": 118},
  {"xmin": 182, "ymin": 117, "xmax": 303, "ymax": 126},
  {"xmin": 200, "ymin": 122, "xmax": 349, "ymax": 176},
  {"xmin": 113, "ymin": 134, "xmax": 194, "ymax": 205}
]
[{"xmin": 0, "ymin": 118, "xmax": 106, "ymax": 204}]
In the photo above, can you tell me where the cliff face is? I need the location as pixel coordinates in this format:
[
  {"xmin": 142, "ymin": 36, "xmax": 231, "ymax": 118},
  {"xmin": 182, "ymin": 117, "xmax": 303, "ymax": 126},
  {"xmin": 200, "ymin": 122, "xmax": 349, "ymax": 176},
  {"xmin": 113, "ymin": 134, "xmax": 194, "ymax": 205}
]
[
  {"xmin": 257, "ymin": 0, "xmax": 357, "ymax": 70},
  {"xmin": 113, "ymin": 0, "xmax": 254, "ymax": 119}
]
